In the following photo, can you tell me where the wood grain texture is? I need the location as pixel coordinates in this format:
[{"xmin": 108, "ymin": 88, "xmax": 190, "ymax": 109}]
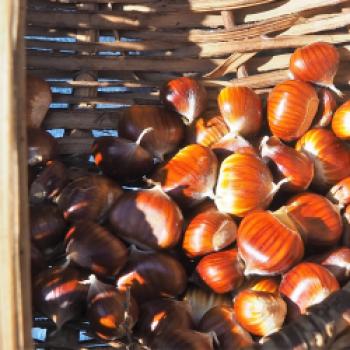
[{"xmin": 0, "ymin": 0, "xmax": 32, "ymax": 349}]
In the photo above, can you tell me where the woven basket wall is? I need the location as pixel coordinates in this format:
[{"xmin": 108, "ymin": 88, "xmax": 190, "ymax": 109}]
[{"xmin": 27, "ymin": 0, "xmax": 350, "ymax": 349}]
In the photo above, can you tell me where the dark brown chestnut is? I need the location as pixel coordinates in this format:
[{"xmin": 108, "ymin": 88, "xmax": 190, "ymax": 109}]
[
  {"xmin": 57, "ymin": 174, "xmax": 123, "ymax": 222},
  {"xmin": 116, "ymin": 248, "xmax": 187, "ymax": 302},
  {"xmin": 119, "ymin": 105, "xmax": 185, "ymax": 160},
  {"xmin": 109, "ymin": 186, "xmax": 183, "ymax": 250},
  {"xmin": 196, "ymin": 249, "xmax": 244, "ymax": 294},
  {"xmin": 199, "ymin": 305, "xmax": 253, "ymax": 350},
  {"xmin": 65, "ymin": 221, "xmax": 128, "ymax": 277},
  {"xmin": 31, "ymin": 243, "xmax": 46, "ymax": 276},
  {"xmin": 87, "ymin": 276, "xmax": 138, "ymax": 340},
  {"xmin": 152, "ymin": 329, "xmax": 214, "ymax": 350},
  {"xmin": 30, "ymin": 203, "xmax": 66, "ymax": 253},
  {"xmin": 30, "ymin": 160, "xmax": 68, "ymax": 203},
  {"xmin": 160, "ymin": 77, "xmax": 207, "ymax": 124},
  {"xmin": 33, "ymin": 265, "xmax": 88, "ymax": 329},
  {"xmin": 92, "ymin": 136, "xmax": 154, "ymax": 182},
  {"xmin": 136, "ymin": 298, "xmax": 193, "ymax": 344},
  {"xmin": 27, "ymin": 128, "xmax": 58, "ymax": 166}
]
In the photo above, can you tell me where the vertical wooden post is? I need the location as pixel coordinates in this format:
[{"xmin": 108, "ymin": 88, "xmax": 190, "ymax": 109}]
[{"xmin": 0, "ymin": 0, "xmax": 32, "ymax": 349}]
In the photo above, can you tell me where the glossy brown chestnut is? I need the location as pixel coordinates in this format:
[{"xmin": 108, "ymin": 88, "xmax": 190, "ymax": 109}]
[
  {"xmin": 30, "ymin": 203, "xmax": 66, "ymax": 253},
  {"xmin": 289, "ymin": 42, "xmax": 340, "ymax": 94},
  {"xmin": 116, "ymin": 248, "xmax": 187, "ymax": 302},
  {"xmin": 244, "ymin": 277, "xmax": 280, "ymax": 294},
  {"xmin": 186, "ymin": 112, "xmax": 229, "ymax": 147},
  {"xmin": 211, "ymin": 132, "xmax": 257, "ymax": 162},
  {"xmin": 109, "ymin": 186, "xmax": 183, "ymax": 250},
  {"xmin": 296, "ymin": 128, "xmax": 350, "ymax": 189},
  {"xmin": 279, "ymin": 262, "xmax": 339, "ymax": 317},
  {"xmin": 57, "ymin": 174, "xmax": 123, "ymax": 222},
  {"xmin": 215, "ymin": 153, "xmax": 276, "ymax": 217},
  {"xmin": 152, "ymin": 144, "xmax": 218, "ymax": 208},
  {"xmin": 234, "ymin": 289, "xmax": 287, "ymax": 336},
  {"xmin": 312, "ymin": 247, "xmax": 350, "ymax": 284},
  {"xmin": 286, "ymin": 192, "xmax": 342, "ymax": 247},
  {"xmin": 196, "ymin": 249, "xmax": 244, "ymax": 294},
  {"xmin": 327, "ymin": 177, "xmax": 350, "ymax": 208},
  {"xmin": 332, "ymin": 100, "xmax": 350, "ymax": 140},
  {"xmin": 237, "ymin": 209, "xmax": 304, "ymax": 276},
  {"xmin": 160, "ymin": 77, "xmax": 207, "ymax": 124},
  {"xmin": 92, "ymin": 136, "xmax": 154, "ymax": 182},
  {"xmin": 152, "ymin": 329, "xmax": 214, "ymax": 350},
  {"xmin": 30, "ymin": 160, "xmax": 68, "ymax": 203},
  {"xmin": 183, "ymin": 287, "xmax": 232, "ymax": 325},
  {"xmin": 26, "ymin": 74, "xmax": 52, "ymax": 128},
  {"xmin": 217, "ymin": 86, "xmax": 262, "ymax": 137},
  {"xmin": 261, "ymin": 136, "xmax": 314, "ymax": 192},
  {"xmin": 119, "ymin": 105, "xmax": 185, "ymax": 160},
  {"xmin": 33, "ymin": 266, "xmax": 88, "ymax": 328},
  {"xmin": 65, "ymin": 221, "xmax": 128, "ymax": 277},
  {"xmin": 267, "ymin": 80, "xmax": 319, "ymax": 141},
  {"xmin": 182, "ymin": 209, "xmax": 237, "ymax": 258},
  {"xmin": 199, "ymin": 305, "xmax": 253, "ymax": 350},
  {"xmin": 314, "ymin": 88, "xmax": 337, "ymax": 128},
  {"xmin": 27, "ymin": 128, "xmax": 58, "ymax": 166},
  {"xmin": 136, "ymin": 298, "xmax": 193, "ymax": 343},
  {"xmin": 87, "ymin": 276, "xmax": 138, "ymax": 340}
]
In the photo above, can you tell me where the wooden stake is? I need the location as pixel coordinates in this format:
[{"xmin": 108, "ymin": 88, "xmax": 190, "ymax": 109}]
[{"xmin": 0, "ymin": 0, "xmax": 32, "ymax": 349}]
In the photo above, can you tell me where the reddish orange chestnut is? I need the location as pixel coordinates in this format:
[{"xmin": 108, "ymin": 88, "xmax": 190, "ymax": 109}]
[{"xmin": 332, "ymin": 100, "xmax": 350, "ymax": 140}]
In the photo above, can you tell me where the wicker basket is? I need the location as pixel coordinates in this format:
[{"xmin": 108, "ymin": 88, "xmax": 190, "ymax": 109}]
[{"xmin": 1, "ymin": 0, "xmax": 350, "ymax": 349}]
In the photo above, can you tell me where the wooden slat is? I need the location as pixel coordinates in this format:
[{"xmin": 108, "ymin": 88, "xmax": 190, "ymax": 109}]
[
  {"xmin": 27, "ymin": 10, "xmax": 224, "ymax": 30},
  {"xmin": 0, "ymin": 0, "xmax": 32, "ymax": 349}
]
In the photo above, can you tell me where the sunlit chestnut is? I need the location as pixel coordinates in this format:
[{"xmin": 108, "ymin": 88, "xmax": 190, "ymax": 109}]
[
  {"xmin": 289, "ymin": 42, "xmax": 340, "ymax": 95},
  {"xmin": 215, "ymin": 153, "xmax": 277, "ymax": 217},
  {"xmin": 279, "ymin": 262, "xmax": 339, "ymax": 318},
  {"xmin": 33, "ymin": 265, "xmax": 88, "ymax": 329},
  {"xmin": 57, "ymin": 174, "xmax": 123, "ymax": 222},
  {"xmin": 26, "ymin": 74, "xmax": 52, "ymax": 128},
  {"xmin": 87, "ymin": 276, "xmax": 138, "ymax": 340},
  {"xmin": 196, "ymin": 249, "xmax": 244, "ymax": 294},
  {"xmin": 30, "ymin": 160, "xmax": 68, "ymax": 203},
  {"xmin": 237, "ymin": 209, "xmax": 304, "ymax": 275},
  {"xmin": 296, "ymin": 128, "xmax": 350, "ymax": 189},
  {"xmin": 286, "ymin": 192, "xmax": 342, "ymax": 247},
  {"xmin": 217, "ymin": 86, "xmax": 262, "ymax": 137},
  {"xmin": 119, "ymin": 105, "xmax": 185, "ymax": 160},
  {"xmin": 30, "ymin": 203, "xmax": 66, "ymax": 253},
  {"xmin": 92, "ymin": 136, "xmax": 154, "ymax": 183},
  {"xmin": 267, "ymin": 80, "xmax": 319, "ymax": 141},
  {"xmin": 65, "ymin": 221, "xmax": 128, "ymax": 277},
  {"xmin": 27, "ymin": 128, "xmax": 58, "ymax": 166},
  {"xmin": 109, "ymin": 186, "xmax": 183, "ymax": 250},
  {"xmin": 151, "ymin": 329, "xmax": 214, "ymax": 350},
  {"xmin": 186, "ymin": 111, "xmax": 229, "ymax": 147},
  {"xmin": 152, "ymin": 144, "xmax": 218, "ymax": 208},
  {"xmin": 243, "ymin": 277, "xmax": 280, "ymax": 294},
  {"xmin": 327, "ymin": 177, "xmax": 350, "ymax": 208},
  {"xmin": 234, "ymin": 289, "xmax": 287, "ymax": 336},
  {"xmin": 116, "ymin": 248, "xmax": 187, "ymax": 302},
  {"xmin": 311, "ymin": 247, "xmax": 350, "ymax": 284},
  {"xmin": 332, "ymin": 100, "xmax": 350, "ymax": 140},
  {"xmin": 183, "ymin": 287, "xmax": 232, "ymax": 325},
  {"xmin": 260, "ymin": 136, "xmax": 314, "ymax": 192},
  {"xmin": 211, "ymin": 132, "xmax": 257, "ymax": 162},
  {"xmin": 199, "ymin": 305, "xmax": 253, "ymax": 350},
  {"xmin": 160, "ymin": 77, "xmax": 207, "ymax": 124},
  {"xmin": 136, "ymin": 298, "xmax": 193, "ymax": 344},
  {"xmin": 314, "ymin": 88, "xmax": 337, "ymax": 128},
  {"xmin": 182, "ymin": 209, "xmax": 237, "ymax": 258}
]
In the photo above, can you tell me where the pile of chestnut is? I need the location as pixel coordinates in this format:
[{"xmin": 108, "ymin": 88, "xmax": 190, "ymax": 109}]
[{"xmin": 29, "ymin": 42, "xmax": 350, "ymax": 350}]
